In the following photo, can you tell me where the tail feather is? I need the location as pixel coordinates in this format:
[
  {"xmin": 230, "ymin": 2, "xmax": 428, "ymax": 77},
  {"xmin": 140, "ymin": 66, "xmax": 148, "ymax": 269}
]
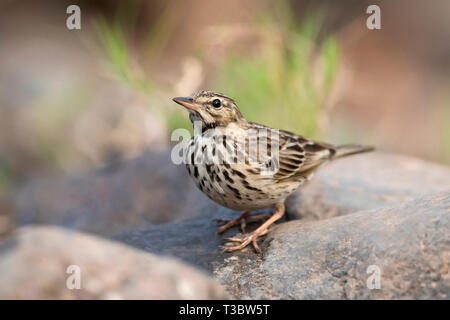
[{"xmin": 332, "ymin": 144, "xmax": 375, "ymax": 159}]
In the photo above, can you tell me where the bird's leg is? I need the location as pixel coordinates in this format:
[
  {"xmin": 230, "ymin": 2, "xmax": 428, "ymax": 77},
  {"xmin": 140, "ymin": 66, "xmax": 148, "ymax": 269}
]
[
  {"xmin": 239, "ymin": 213, "xmax": 270, "ymax": 233},
  {"xmin": 215, "ymin": 211, "xmax": 250, "ymax": 234},
  {"xmin": 215, "ymin": 211, "xmax": 271, "ymax": 234},
  {"xmin": 223, "ymin": 203, "xmax": 285, "ymax": 253}
]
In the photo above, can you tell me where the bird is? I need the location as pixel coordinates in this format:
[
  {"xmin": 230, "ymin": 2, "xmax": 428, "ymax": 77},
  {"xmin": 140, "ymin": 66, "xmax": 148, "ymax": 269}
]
[{"xmin": 172, "ymin": 91, "xmax": 374, "ymax": 253}]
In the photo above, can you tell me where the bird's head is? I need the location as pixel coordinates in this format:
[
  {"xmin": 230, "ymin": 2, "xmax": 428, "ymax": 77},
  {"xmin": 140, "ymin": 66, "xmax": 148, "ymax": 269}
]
[{"xmin": 172, "ymin": 91, "xmax": 244, "ymax": 129}]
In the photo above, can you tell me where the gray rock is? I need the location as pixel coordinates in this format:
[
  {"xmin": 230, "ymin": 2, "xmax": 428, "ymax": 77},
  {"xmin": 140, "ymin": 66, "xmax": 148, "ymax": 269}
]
[
  {"xmin": 12, "ymin": 151, "xmax": 219, "ymax": 237},
  {"xmin": 0, "ymin": 226, "xmax": 228, "ymax": 299},
  {"xmin": 216, "ymin": 191, "xmax": 450, "ymax": 299},
  {"xmin": 121, "ymin": 192, "xmax": 450, "ymax": 299},
  {"xmin": 116, "ymin": 204, "xmax": 244, "ymax": 272},
  {"xmin": 286, "ymin": 152, "xmax": 450, "ymax": 221}
]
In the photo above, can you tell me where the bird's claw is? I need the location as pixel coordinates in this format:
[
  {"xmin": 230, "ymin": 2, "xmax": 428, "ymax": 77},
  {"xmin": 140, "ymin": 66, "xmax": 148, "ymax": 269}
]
[{"xmin": 222, "ymin": 229, "xmax": 269, "ymax": 254}]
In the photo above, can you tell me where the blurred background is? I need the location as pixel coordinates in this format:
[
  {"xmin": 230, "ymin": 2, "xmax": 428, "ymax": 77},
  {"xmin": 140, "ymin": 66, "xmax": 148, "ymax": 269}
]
[{"xmin": 0, "ymin": 0, "xmax": 449, "ymax": 204}]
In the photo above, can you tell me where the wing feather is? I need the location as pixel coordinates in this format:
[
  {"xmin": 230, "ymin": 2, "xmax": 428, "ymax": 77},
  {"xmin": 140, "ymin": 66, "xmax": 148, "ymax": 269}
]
[{"xmin": 274, "ymin": 131, "xmax": 335, "ymax": 182}]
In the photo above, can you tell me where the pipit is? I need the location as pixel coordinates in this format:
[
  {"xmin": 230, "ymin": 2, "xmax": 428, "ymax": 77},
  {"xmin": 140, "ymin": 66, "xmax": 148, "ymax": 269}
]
[{"xmin": 173, "ymin": 91, "xmax": 373, "ymax": 253}]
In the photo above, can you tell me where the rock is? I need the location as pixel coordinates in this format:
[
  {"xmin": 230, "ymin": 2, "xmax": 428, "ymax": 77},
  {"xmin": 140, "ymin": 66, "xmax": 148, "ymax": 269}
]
[
  {"xmin": 286, "ymin": 152, "xmax": 450, "ymax": 221},
  {"xmin": 0, "ymin": 226, "xmax": 228, "ymax": 299},
  {"xmin": 215, "ymin": 192, "xmax": 450, "ymax": 299},
  {"xmin": 12, "ymin": 151, "xmax": 219, "ymax": 237},
  {"xmin": 120, "ymin": 190, "xmax": 450, "ymax": 299},
  {"xmin": 116, "ymin": 205, "xmax": 236, "ymax": 272}
]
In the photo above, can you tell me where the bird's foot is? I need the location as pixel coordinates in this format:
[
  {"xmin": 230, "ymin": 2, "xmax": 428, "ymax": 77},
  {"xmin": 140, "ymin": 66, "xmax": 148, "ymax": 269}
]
[
  {"xmin": 222, "ymin": 229, "xmax": 269, "ymax": 254},
  {"xmin": 215, "ymin": 212, "xmax": 270, "ymax": 234},
  {"xmin": 221, "ymin": 203, "xmax": 285, "ymax": 254}
]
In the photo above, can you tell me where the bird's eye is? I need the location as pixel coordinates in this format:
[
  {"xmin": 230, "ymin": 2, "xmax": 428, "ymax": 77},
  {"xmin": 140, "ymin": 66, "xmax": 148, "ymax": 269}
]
[{"xmin": 212, "ymin": 99, "xmax": 221, "ymax": 108}]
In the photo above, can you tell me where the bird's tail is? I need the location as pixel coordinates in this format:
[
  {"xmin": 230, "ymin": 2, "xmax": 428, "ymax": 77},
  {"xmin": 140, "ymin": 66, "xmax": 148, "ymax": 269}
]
[{"xmin": 332, "ymin": 144, "xmax": 375, "ymax": 159}]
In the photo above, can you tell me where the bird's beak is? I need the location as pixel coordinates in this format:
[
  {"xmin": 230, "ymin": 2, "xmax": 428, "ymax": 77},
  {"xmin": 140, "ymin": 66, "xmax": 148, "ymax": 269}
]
[{"xmin": 172, "ymin": 96, "xmax": 200, "ymax": 112}]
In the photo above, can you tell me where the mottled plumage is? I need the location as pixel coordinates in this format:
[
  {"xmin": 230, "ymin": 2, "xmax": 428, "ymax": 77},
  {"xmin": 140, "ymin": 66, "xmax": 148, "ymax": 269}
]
[{"xmin": 173, "ymin": 91, "xmax": 374, "ymax": 253}]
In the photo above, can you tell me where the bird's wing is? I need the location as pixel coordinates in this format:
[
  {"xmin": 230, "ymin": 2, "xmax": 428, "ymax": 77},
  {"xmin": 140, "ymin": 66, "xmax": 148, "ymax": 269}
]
[
  {"xmin": 273, "ymin": 130, "xmax": 336, "ymax": 181},
  {"xmin": 220, "ymin": 124, "xmax": 335, "ymax": 182}
]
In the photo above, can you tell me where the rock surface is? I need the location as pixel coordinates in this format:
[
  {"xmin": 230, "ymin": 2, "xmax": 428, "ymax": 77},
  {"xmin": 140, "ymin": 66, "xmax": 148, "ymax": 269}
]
[
  {"xmin": 0, "ymin": 226, "xmax": 228, "ymax": 299},
  {"xmin": 120, "ymin": 192, "xmax": 450, "ymax": 299},
  {"xmin": 217, "ymin": 192, "xmax": 450, "ymax": 299}
]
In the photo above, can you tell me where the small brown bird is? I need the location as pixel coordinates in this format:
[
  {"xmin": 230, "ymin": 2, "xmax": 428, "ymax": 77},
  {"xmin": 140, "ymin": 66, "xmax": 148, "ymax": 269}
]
[{"xmin": 173, "ymin": 91, "xmax": 373, "ymax": 253}]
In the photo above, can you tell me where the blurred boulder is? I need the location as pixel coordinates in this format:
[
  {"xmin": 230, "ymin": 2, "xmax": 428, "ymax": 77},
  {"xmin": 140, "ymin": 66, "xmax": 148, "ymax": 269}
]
[
  {"xmin": 12, "ymin": 151, "xmax": 219, "ymax": 237},
  {"xmin": 0, "ymin": 226, "xmax": 228, "ymax": 299}
]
